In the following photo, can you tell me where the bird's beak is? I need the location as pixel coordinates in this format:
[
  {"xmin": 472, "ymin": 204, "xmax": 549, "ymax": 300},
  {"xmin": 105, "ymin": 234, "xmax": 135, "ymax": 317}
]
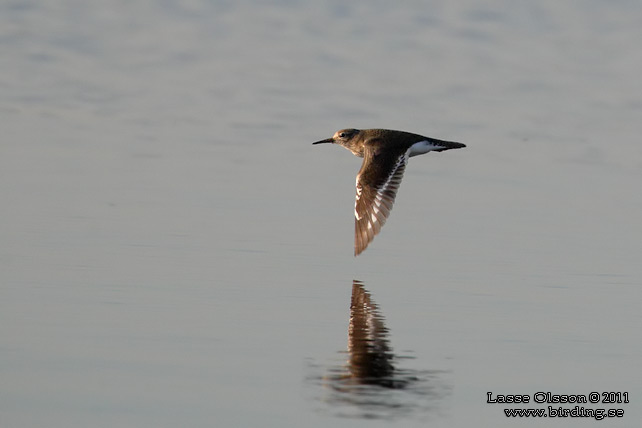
[{"xmin": 312, "ymin": 138, "xmax": 334, "ymax": 145}]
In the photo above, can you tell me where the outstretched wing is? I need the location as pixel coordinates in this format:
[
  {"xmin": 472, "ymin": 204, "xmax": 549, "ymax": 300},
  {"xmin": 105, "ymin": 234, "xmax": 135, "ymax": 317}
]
[{"xmin": 354, "ymin": 148, "xmax": 409, "ymax": 256}]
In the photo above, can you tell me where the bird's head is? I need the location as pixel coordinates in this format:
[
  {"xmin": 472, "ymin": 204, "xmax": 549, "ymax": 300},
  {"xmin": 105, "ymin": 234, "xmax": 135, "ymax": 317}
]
[{"xmin": 312, "ymin": 128, "xmax": 363, "ymax": 156}]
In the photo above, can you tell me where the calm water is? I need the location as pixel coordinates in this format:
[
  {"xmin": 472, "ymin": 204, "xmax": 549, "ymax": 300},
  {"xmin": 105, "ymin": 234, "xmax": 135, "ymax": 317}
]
[{"xmin": 2, "ymin": 1, "xmax": 641, "ymax": 427}]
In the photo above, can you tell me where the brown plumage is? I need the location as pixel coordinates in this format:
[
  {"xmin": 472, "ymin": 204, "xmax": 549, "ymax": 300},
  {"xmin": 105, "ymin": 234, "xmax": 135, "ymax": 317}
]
[{"xmin": 313, "ymin": 128, "xmax": 465, "ymax": 256}]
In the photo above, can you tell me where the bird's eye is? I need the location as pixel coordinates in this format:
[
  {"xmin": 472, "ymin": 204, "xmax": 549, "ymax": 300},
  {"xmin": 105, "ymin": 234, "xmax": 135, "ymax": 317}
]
[{"xmin": 339, "ymin": 132, "xmax": 346, "ymax": 138}]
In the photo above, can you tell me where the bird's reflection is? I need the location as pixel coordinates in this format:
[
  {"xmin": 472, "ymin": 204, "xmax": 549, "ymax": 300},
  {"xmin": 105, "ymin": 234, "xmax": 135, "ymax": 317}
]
[
  {"xmin": 347, "ymin": 279, "xmax": 396, "ymax": 384},
  {"xmin": 310, "ymin": 280, "xmax": 450, "ymax": 420}
]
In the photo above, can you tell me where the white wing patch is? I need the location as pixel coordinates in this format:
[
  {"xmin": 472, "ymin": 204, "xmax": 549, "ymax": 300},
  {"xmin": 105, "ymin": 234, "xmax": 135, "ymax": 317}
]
[
  {"xmin": 408, "ymin": 140, "xmax": 447, "ymax": 157},
  {"xmin": 354, "ymin": 150, "xmax": 410, "ymax": 255},
  {"xmin": 354, "ymin": 175, "xmax": 363, "ymax": 220}
]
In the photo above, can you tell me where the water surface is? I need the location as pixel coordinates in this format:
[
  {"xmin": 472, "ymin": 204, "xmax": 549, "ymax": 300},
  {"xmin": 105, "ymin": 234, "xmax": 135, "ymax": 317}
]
[{"xmin": 2, "ymin": 1, "xmax": 641, "ymax": 427}]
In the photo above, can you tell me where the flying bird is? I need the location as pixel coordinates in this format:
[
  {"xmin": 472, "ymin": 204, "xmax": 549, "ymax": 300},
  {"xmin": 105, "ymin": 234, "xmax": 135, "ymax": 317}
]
[{"xmin": 313, "ymin": 128, "xmax": 465, "ymax": 256}]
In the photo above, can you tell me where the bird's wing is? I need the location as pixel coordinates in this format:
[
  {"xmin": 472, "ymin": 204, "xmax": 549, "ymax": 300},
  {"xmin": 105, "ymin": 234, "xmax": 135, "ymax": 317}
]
[{"xmin": 354, "ymin": 147, "xmax": 409, "ymax": 256}]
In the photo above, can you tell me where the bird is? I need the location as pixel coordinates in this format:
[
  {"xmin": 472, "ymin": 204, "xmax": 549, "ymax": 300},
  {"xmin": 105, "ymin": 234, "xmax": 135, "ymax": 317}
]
[{"xmin": 313, "ymin": 128, "xmax": 465, "ymax": 256}]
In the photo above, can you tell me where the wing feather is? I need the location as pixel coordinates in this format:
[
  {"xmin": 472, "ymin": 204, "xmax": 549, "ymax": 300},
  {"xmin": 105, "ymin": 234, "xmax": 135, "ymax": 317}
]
[{"xmin": 354, "ymin": 149, "xmax": 408, "ymax": 256}]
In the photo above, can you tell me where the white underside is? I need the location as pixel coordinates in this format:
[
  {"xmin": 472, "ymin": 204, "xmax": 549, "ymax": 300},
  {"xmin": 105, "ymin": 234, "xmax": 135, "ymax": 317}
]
[{"xmin": 408, "ymin": 140, "xmax": 446, "ymax": 157}]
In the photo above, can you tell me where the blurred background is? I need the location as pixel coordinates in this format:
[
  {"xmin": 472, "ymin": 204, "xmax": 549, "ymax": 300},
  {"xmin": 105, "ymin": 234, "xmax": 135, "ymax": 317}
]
[{"xmin": 2, "ymin": 1, "xmax": 641, "ymax": 426}]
